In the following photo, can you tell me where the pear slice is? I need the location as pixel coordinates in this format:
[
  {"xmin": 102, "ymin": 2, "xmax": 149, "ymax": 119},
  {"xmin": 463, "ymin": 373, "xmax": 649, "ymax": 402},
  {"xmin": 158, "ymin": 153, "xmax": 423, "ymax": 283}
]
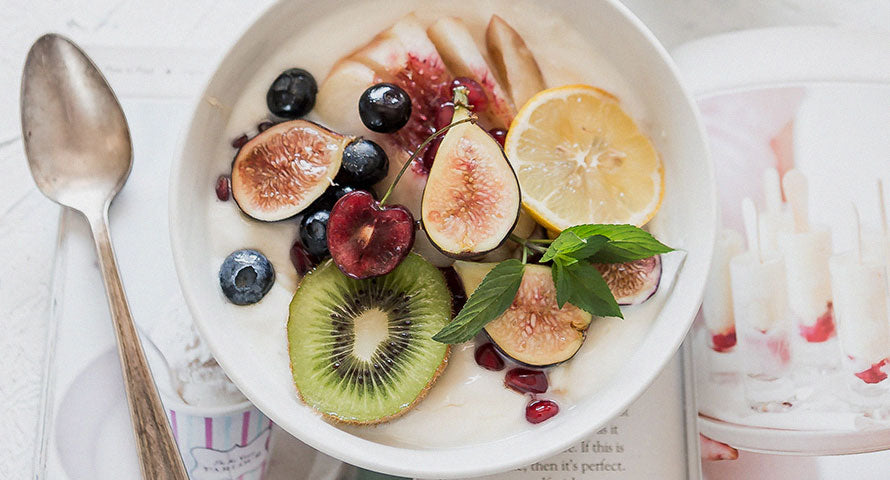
[
  {"xmin": 427, "ymin": 17, "xmax": 515, "ymax": 128},
  {"xmin": 421, "ymin": 88, "xmax": 521, "ymax": 258},
  {"xmin": 485, "ymin": 15, "xmax": 546, "ymax": 108}
]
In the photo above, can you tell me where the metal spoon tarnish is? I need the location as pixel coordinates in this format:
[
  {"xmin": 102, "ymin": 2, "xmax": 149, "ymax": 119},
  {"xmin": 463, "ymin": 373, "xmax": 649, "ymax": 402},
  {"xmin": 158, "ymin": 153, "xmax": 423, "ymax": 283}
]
[{"xmin": 21, "ymin": 34, "xmax": 188, "ymax": 479}]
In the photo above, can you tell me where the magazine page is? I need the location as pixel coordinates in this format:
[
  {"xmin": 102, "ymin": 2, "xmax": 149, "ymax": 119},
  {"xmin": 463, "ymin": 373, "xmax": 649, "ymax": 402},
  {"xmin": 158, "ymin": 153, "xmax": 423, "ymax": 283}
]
[
  {"xmin": 692, "ymin": 84, "xmax": 890, "ymax": 479},
  {"xmin": 472, "ymin": 352, "xmax": 691, "ymax": 480}
]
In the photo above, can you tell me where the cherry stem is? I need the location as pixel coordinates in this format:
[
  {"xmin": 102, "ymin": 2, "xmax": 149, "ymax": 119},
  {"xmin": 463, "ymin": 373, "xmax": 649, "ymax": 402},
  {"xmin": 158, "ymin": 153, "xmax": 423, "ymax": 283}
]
[
  {"xmin": 509, "ymin": 234, "xmax": 549, "ymax": 253},
  {"xmin": 378, "ymin": 116, "xmax": 477, "ymax": 206}
]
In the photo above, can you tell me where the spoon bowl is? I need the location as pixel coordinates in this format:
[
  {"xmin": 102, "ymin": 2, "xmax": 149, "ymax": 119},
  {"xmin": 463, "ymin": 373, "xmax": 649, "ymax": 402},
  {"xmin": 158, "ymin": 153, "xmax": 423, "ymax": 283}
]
[
  {"xmin": 22, "ymin": 34, "xmax": 132, "ymax": 212},
  {"xmin": 21, "ymin": 33, "xmax": 187, "ymax": 479}
]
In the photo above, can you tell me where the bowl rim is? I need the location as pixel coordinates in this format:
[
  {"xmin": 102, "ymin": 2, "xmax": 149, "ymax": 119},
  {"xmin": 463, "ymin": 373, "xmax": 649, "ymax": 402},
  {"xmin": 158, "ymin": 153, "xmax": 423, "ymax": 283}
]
[{"xmin": 168, "ymin": 0, "xmax": 716, "ymax": 477}]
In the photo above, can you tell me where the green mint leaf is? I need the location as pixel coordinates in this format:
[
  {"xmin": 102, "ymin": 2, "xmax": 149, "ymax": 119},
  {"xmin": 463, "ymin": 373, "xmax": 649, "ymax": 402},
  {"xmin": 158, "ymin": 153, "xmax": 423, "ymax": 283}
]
[
  {"xmin": 432, "ymin": 259, "xmax": 525, "ymax": 344},
  {"xmin": 561, "ymin": 224, "xmax": 673, "ymax": 263},
  {"xmin": 541, "ymin": 233, "xmax": 609, "ymax": 264},
  {"xmin": 552, "ymin": 261, "xmax": 623, "ymax": 319}
]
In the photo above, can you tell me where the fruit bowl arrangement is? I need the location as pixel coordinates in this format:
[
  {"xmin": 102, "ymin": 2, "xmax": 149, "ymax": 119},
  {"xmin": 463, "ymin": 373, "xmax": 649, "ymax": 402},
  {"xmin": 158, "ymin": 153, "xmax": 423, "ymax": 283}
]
[{"xmin": 170, "ymin": 1, "xmax": 715, "ymax": 477}]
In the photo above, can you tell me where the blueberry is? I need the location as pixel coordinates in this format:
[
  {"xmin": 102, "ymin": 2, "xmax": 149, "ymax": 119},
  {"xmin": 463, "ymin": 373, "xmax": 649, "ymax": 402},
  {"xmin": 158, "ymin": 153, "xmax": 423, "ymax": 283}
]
[
  {"xmin": 219, "ymin": 249, "xmax": 275, "ymax": 305},
  {"xmin": 358, "ymin": 83, "xmax": 411, "ymax": 133},
  {"xmin": 266, "ymin": 68, "xmax": 317, "ymax": 118},
  {"xmin": 307, "ymin": 184, "xmax": 368, "ymax": 213},
  {"xmin": 300, "ymin": 210, "xmax": 331, "ymax": 258},
  {"xmin": 336, "ymin": 139, "xmax": 389, "ymax": 187}
]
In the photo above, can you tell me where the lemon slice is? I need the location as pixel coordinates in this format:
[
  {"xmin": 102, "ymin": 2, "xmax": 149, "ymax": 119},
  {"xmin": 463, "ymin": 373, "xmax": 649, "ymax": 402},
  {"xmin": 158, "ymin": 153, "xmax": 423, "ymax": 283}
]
[{"xmin": 504, "ymin": 85, "xmax": 663, "ymax": 231}]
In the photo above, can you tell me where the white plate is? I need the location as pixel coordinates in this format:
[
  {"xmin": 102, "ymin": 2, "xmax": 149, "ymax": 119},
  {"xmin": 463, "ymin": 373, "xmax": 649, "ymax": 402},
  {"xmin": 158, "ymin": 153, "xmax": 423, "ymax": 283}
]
[
  {"xmin": 698, "ymin": 414, "xmax": 890, "ymax": 456},
  {"xmin": 169, "ymin": 0, "xmax": 715, "ymax": 477}
]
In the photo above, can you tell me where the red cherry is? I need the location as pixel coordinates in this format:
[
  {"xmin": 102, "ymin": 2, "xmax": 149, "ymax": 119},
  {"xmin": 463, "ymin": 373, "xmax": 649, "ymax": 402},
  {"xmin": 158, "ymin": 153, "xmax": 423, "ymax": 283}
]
[
  {"xmin": 475, "ymin": 343, "xmax": 505, "ymax": 371},
  {"xmin": 327, "ymin": 191, "xmax": 416, "ymax": 279},
  {"xmin": 452, "ymin": 77, "xmax": 488, "ymax": 111},
  {"xmin": 435, "ymin": 101, "xmax": 455, "ymax": 130},
  {"xmin": 526, "ymin": 399, "xmax": 559, "ymax": 424},
  {"xmin": 505, "ymin": 368, "xmax": 548, "ymax": 394},
  {"xmin": 215, "ymin": 175, "xmax": 231, "ymax": 201},
  {"xmin": 420, "ymin": 137, "xmax": 442, "ymax": 172},
  {"xmin": 290, "ymin": 241, "xmax": 317, "ymax": 276},
  {"xmin": 488, "ymin": 128, "xmax": 507, "ymax": 147}
]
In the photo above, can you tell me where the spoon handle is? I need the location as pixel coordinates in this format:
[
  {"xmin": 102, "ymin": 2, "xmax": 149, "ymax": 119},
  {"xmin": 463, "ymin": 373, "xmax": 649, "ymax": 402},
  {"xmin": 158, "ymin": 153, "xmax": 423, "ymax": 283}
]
[{"xmin": 88, "ymin": 211, "xmax": 188, "ymax": 479}]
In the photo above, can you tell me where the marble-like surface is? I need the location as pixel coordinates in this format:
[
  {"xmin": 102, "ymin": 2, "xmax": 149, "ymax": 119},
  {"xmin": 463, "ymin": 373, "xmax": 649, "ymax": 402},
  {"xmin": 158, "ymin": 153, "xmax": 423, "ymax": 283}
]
[{"xmin": 2, "ymin": 1, "xmax": 889, "ymax": 479}]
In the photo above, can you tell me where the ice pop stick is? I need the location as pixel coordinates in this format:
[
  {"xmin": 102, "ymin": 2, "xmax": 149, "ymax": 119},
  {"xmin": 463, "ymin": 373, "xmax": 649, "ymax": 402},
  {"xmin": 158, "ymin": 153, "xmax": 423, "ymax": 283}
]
[
  {"xmin": 879, "ymin": 179, "xmax": 887, "ymax": 239},
  {"xmin": 764, "ymin": 167, "xmax": 783, "ymax": 215},
  {"xmin": 783, "ymin": 169, "xmax": 809, "ymax": 234},
  {"xmin": 852, "ymin": 202, "xmax": 863, "ymax": 265},
  {"xmin": 742, "ymin": 197, "xmax": 762, "ymax": 263}
]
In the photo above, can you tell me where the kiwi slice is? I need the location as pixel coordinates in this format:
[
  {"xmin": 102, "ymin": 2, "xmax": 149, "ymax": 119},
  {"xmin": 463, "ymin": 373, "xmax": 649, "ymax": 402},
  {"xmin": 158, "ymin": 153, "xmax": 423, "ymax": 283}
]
[{"xmin": 287, "ymin": 253, "xmax": 451, "ymax": 424}]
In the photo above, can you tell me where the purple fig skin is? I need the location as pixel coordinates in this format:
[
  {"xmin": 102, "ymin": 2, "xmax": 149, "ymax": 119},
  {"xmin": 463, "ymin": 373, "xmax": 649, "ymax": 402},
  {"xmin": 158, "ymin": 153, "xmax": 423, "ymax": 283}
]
[
  {"xmin": 482, "ymin": 328, "xmax": 587, "ymax": 369},
  {"xmin": 595, "ymin": 255, "xmax": 662, "ymax": 306}
]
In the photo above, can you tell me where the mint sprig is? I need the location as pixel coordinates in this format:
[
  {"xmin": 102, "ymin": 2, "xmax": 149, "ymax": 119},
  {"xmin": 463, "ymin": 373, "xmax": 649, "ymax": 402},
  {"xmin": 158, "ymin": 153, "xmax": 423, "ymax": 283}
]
[
  {"xmin": 552, "ymin": 224, "xmax": 673, "ymax": 263},
  {"xmin": 431, "ymin": 260, "xmax": 525, "ymax": 344},
  {"xmin": 432, "ymin": 224, "xmax": 672, "ymax": 344},
  {"xmin": 553, "ymin": 261, "xmax": 622, "ymax": 318}
]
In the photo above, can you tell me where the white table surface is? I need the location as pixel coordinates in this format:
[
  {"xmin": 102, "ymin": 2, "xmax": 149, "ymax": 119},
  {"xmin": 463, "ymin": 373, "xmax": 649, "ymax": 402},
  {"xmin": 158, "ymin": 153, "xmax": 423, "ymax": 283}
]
[{"xmin": 3, "ymin": 1, "xmax": 890, "ymax": 478}]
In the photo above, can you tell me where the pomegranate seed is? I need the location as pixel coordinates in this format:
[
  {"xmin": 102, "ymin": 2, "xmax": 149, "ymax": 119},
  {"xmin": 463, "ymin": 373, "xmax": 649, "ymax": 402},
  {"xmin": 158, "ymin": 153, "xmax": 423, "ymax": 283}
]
[
  {"xmin": 420, "ymin": 137, "xmax": 442, "ymax": 172},
  {"xmin": 435, "ymin": 101, "xmax": 455, "ymax": 130},
  {"xmin": 452, "ymin": 77, "xmax": 488, "ymax": 111},
  {"xmin": 505, "ymin": 368, "xmax": 548, "ymax": 394},
  {"xmin": 439, "ymin": 267, "xmax": 467, "ymax": 317},
  {"xmin": 475, "ymin": 343, "xmax": 505, "ymax": 371},
  {"xmin": 488, "ymin": 128, "xmax": 507, "ymax": 147},
  {"xmin": 257, "ymin": 121, "xmax": 274, "ymax": 132},
  {"xmin": 290, "ymin": 241, "xmax": 317, "ymax": 276},
  {"xmin": 526, "ymin": 399, "xmax": 559, "ymax": 424},
  {"xmin": 215, "ymin": 175, "xmax": 231, "ymax": 201},
  {"xmin": 231, "ymin": 134, "xmax": 249, "ymax": 149}
]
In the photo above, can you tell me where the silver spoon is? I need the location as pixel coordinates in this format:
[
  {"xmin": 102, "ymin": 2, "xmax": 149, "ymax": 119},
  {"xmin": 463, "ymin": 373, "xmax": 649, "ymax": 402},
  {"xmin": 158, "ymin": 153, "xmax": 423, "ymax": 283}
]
[{"xmin": 21, "ymin": 34, "xmax": 188, "ymax": 479}]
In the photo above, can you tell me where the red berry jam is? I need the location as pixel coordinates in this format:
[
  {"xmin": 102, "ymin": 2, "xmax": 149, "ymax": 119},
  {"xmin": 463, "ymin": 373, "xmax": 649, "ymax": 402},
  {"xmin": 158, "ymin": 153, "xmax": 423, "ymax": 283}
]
[
  {"xmin": 710, "ymin": 328, "xmax": 737, "ymax": 353},
  {"xmin": 799, "ymin": 302, "xmax": 836, "ymax": 343},
  {"xmin": 526, "ymin": 399, "xmax": 559, "ymax": 424},
  {"xmin": 474, "ymin": 343, "xmax": 505, "ymax": 371},
  {"xmin": 215, "ymin": 175, "xmax": 231, "ymax": 201},
  {"xmin": 231, "ymin": 133, "xmax": 249, "ymax": 149},
  {"xmin": 855, "ymin": 358, "xmax": 889, "ymax": 384},
  {"xmin": 505, "ymin": 368, "xmax": 548, "ymax": 394}
]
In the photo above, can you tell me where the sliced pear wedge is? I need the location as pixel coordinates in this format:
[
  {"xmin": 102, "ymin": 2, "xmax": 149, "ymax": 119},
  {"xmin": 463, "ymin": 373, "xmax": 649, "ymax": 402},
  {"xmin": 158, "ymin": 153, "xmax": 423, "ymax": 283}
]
[
  {"xmin": 427, "ymin": 17, "xmax": 515, "ymax": 128},
  {"xmin": 485, "ymin": 15, "xmax": 546, "ymax": 108}
]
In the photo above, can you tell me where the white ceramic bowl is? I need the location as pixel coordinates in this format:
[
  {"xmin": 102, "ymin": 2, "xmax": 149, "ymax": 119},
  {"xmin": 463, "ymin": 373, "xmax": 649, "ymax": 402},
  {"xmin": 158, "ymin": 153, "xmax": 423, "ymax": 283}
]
[{"xmin": 170, "ymin": 0, "xmax": 715, "ymax": 477}]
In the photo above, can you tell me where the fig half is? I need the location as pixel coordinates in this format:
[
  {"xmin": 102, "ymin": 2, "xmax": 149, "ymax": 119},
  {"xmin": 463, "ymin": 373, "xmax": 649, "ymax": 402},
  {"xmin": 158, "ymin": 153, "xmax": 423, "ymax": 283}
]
[
  {"xmin": 231, "ymin": 120, "xmax": 350, "ymax": 221},
  {"xmin": 457, "ymin": 263, "xmax": 592, "ymax": 367},
  {"xmin": 594, "ymin": 255, "xmax": 662, "ymax": 305},
  {"xmin": 421, "ymin": 89, "xmax": 521, "ymax": 258}
]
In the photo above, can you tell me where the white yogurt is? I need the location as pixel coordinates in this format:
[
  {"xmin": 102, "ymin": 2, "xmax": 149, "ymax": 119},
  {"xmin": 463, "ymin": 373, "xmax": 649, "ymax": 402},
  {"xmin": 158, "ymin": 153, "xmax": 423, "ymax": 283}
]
[
  {"xmin": 829, "ymin": 252, "xmax": 890, "ymax": 368},
  {"xmin": 208, "ymin": 0, "xmax": 660, "ymax": 447},
  {"xmin": 702, "ymin": 228, "xmax": 744, "ymax": 339},
  {"xmin": 729, "ymin": 253, "xmax": 792, "ymax": 377},
  {"xmin": 778, "ymin": 228, "xmax": 833, "ymax": 326}
]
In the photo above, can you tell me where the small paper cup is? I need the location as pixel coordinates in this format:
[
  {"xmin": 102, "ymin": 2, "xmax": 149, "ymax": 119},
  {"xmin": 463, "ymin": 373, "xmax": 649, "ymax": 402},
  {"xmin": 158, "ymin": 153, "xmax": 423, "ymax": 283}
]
[{"xmin": 162, "ymin": 395, "xmax": 274, "ymax": 480}]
